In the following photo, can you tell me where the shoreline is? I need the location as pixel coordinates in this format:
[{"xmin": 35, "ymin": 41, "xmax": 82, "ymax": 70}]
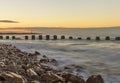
[{"xmin": 0, "ymin": 43, "xmax": 104, "ymax": 83}]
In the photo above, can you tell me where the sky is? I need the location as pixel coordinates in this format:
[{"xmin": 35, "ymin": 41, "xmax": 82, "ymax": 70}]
[{"xmin": 0, "ymin": 0, "xmax": 120, "ymax": 28}]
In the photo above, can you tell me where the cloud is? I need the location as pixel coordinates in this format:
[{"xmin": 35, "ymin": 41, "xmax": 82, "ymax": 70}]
[{"xmin": 0, "ymin": 20, "xmax": 19, "ymax": 23}]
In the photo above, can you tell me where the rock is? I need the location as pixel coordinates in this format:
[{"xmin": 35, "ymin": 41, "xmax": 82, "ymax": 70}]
[
  {"xmin": 86, "ymin": 75, "xmax": 104, "ymax": 83},
  {"xmin": 40, "ymin": 58, "xmax": 49, "ymax": 63},
  {"xmin": 64, "ymin": 66, "xmax": 71, "ymax": 69},
  {"xmin": 28, "ymin": 51, "xmax": 40, "ymax": 58},
  {"xmin": 0, "ymin": 71, "xmax": 26, "ymax": 83},
  {"xmin": 31, "ymin": 64, "xmax": 45, "ymax": 76},
  {"xmin": 0, "ymin": 62, "xmax": 5, "ymax": 68},
  {"xmin": 75, "ymin": 65, "xmax": 84, "ymax": 71},
  {"xmin": 29, "ymin": 81, "xmax": 36, "ymax": 83},
  {"xmin": 22, "ymin": 65, "xmax": 29, "ymax": 71},
  {"xmin": 17, "ymin": 53, "xmax": 24, "ymax": 57},
  {"xmin": 41, "ymin": 71, "xmax": 65, "ymax": 83},
  {"xmin": 27, "ymin": 68, "xmax": 38, "ymax": 76},
  {"xmin": 0, "ymin": 76, "xmax": 6, "ymax": 81},
  {"xmin": 64, "ymin": 64, "xmax": 84, "ymax": 73},
  {"xmin": 43, "ymin": 55, "xmax": 47, "ymax": 58},
  {"xmin": 26, "ymin": 68, "xmax": 40, "ymax": 81},
  {"xmin": 62, "ymin": 73, "xmax": 85, "ymax": 83},
  {"xmin": 35, "ymin": 51, "xmax": 41, "ymax": 55},
  {"xmin": 15, "ymin": 48, "xmax": 22, "ymax": 53},
  {"xmin": 50, "ymin": 58, "xmax": 58, "ymax": 65},
  {"xmin": 40, "ymin": 56, "xmax": 58, "ymax": 66}
]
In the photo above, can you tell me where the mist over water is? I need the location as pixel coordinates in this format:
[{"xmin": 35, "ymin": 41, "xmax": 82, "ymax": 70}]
[
  {"xmin": 0, "ymin": 27, "xmax": 120, "ymax": 37},
  {"xmin": 30, "ymin": 27, "xmax": 120, "ymax": 38},
  {"xmin": 0, "ymin": 27, "xmax": 120, "ymax": 83}
]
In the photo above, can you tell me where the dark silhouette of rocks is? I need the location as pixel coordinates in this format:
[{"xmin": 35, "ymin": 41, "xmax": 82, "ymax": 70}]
[
  {"xmin": 86, "ymin": 75, "xmax": 104, "ymax": 83},
  {"xmin": 62, "ymin": 73, "xmax": 85, "ymax": 83}
]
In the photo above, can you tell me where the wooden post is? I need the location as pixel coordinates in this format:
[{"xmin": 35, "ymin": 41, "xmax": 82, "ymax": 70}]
[
  {"xmin": 12, "ymin": 36, "xmax": 16, "ymax": 40},
  {"xmin": 6, "ymin": 36, "xmax": 9, "ymax": 40},
  {"xmin": 61, "ymin": 35, "xmax": 65, "ymax": 39},
  {"xmin": 25, "ymin": 36, "xmax": 28, "ymax": 40},
  {"xmin": 77, "ymin": 37, "xmax": 82, "ymax": 40},
  {"xmin": 105, "ymin": 36, "xmax": 110, "ymax": 40},
  {"xmin": 46, "ymin": 35, "xmax": 50, "ymax": 40},
  {"xmin": 31, "ymin": 35, "xmax": 35, "ymax": 40},
  {"xmin": 96, "ymin": 36, "xmax": 100, "ymax": 41},
  {"xmin": 39, "ymin": 35, "xmax": 43, "ymax": 40},
  {"xmin": 53, "ymin": 35, "xmax": 57, "ymax": 40},
  {"xmin": 69, "ymin": 36, "xmax": 73, "ymax": 40},
  {"xmin": 86, "ymin": 37, "xmax": 91, "ymax": 40},
  {"xmin": 115, "ymin": 37, "xmax": 120, "ymax": 40},
  {"xmin": 0, "ymin": 36, "xmax": 3, "ymax": 40}
]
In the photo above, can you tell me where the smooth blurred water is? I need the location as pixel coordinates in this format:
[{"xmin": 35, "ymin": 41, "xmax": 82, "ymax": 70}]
[
  {"xmin": 0, "ymin": 27, "xmax": 120, "ymax": 38},
  {"xmin": 30, "ymin": 28, "xmax": 120, "ymax": 38}
]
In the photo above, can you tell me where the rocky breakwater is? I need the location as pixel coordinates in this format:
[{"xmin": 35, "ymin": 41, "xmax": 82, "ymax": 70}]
[{"xmin": 0, "ymin": 44, "xmax": 104, "ymax": 83}]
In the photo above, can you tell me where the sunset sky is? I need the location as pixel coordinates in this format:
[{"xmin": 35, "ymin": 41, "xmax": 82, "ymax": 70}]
[{"xmin": 0, "ymin": 0, "xmax": 120, "ymax": 28}]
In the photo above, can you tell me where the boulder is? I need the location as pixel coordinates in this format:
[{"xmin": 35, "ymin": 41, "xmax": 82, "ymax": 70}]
[
  {"xmin": 27, "ymin": 68, "xmax": 38, "ymax": 76},
  {"xmin": 35, "ymin": 51, "xmax": 41, "ymax": 55},
  {"xmin": 86, "ymin": 75, "xmax": 104, "ymax": 83},
  {"xmin": 0, "ymin": 76, "xmax": 6, "ymax": 81},
  {"xmin": 40, "ymin": 56, "xmax": 58, "ymax": 66},
  {"xmin": 0, "ymin": 71, "xmax": 26, "ymax": 83},
  {"xmin": 26, "ymin": 68, "xmax": 40, "ymax": 81},
  {"xmin": 0, "ymin": 62, "xmax": 5, "ymax": 68},
  {"xmin": 41, "ymin": 71, "xmax": 65, "ymax": 83},
  {"xmin": 64, "ymin": 64, "xmax": 84, "ymax": 73},
  {"xmin": 62, "ymin": 73, "xmax": 85, "ymax": 83}
]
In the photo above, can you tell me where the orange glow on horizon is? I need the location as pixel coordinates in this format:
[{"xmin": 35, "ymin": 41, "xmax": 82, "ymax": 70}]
[
  {"xmin": 0, "ymin": 29, "xmax": 35, "ymax": 33},
  {"xmin": 0, "ymin": 21, "xmax": 120, "ymax": 28}
]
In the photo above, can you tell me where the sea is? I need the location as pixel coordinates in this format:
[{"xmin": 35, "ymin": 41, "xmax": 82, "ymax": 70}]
[{"xmin": 0, "ymin": 27, "xmax": 120, "ymax": 83}]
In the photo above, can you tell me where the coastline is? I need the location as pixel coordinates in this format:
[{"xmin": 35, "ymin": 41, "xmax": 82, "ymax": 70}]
[{"xmin": 0, "ymin": 43, "xmax": 104, "ymax": 83}]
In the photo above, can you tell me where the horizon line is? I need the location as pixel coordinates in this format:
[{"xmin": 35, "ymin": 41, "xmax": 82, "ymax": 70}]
[{"xmin": 0, "ymin": 26, "xmax": 120, "ymax": 29}]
